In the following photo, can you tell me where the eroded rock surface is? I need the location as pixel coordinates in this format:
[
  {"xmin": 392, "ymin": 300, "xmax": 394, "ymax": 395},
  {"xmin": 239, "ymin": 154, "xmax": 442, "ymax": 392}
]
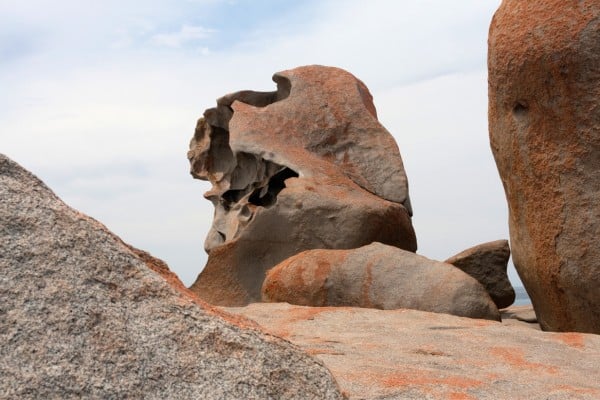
[
  {"xmin": 445, "ymin": 240, "xmax": 515, "ymax": 309},
  {"xmin": 224, "ymin": 303, "xmax": 600, "ymax": 400},
  {"xmin": 188, "ymin": 65, "xmax": 416, "ymax": 305},
  {"xmin": 262, "ymin": 242, "xmax": 501, "ymax": 321},
  {"xmin": 489, "ymin": 1, "xmax": 600, "ymax": 332},
  {"xmin": 0, "ymin": 154, "xmax": 344, "ymax": 400}
]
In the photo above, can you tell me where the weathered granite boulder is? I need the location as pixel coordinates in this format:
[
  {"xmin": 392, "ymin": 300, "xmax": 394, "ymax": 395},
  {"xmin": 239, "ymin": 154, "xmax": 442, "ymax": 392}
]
[
  {"xmin": 262, "ymin": 242, "xmax": 501, "ymax": 321},
  {"xmin": 489, "ymin": 1, "xmax": 600, "ymax": 332},
  {"xmin": 188, "ymin": 65, "xmax": 416, "ymax": 306},
  {"xmin": 224, "ymin": 303, "xmax": 600, "ymax": 400},
  {"xmin": 445, "ymin": 240, "xmax": 515, "ymax": 309},
  {"xmin": 0, "ymin": 154, "xmax": 344, "ymax": 399}
]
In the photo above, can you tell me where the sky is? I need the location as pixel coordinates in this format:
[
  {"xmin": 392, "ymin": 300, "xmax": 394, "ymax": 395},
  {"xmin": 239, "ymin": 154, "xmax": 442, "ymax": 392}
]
[{"xmin": 0, "ymin": 0, "xmax": 518, "ymax": 288}]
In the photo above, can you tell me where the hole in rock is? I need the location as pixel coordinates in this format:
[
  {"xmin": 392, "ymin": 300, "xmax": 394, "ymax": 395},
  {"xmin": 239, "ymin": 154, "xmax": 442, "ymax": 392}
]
[
  {"xmin": 248, "ymin": 167, "xmax": 299, "ymax": 207},
  {"xmin": 513, "ymin": 101, "xmax": 528, "ymax": 116},
  {"xmin": 222, "ymin": 189, "xmax": 247, "ymax": 204},
  {"xmin": 215, "ymin": 75, "xmax": 291, "ymax": 108}
]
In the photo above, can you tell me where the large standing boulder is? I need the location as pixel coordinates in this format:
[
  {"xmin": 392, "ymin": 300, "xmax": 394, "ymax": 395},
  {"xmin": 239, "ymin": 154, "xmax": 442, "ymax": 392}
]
[
  {"xmin": 488, "ymin": 1, "xmax": 600, "ymax": 333},
  {"xmin": 0, "ymin": 154, "xmax": 344, "ymax": 399},
  {"xmin": 262, "ymin": 242, "xmax": 501, "ymax": 321},
  {"xmin": 445, "ymin": 240, "xmax": 515, "ymax": 309},
  {"xmin": 188, "ymin": 65, "xmax": 416, "ymax": 306}
]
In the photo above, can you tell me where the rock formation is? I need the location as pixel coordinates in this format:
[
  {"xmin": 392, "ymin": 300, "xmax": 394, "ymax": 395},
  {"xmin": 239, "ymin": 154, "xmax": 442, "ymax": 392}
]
[
  {"xmin": 489, "ymin": 0, "xmax": 600, "ymax": 332},
  {"xmin": 262, "ymin": 242, "xmax": 501, "ymax": 321},
  {"xmin": 445, "ymin": 240, "xmax": 515, "ymax": 309},
  {"xmin": 225, "ymin": 303, "xmax": 600, "ymax": 400},
  {"xmin": 188, "ymin": 65, "xmax": 416, "ymax": 306},
  {"xmin": 0, "ymin": 154, "xmax": 344, "ymax": 399}
]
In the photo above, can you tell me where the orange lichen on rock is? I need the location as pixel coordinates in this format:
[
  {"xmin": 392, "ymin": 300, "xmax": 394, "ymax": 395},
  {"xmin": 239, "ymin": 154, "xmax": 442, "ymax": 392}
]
[
  {"xmin": 553, "ymin": 332, "xmax": 586, "ymax": 349},
  {"xmin": 489, "ymin": 0, "xmax": 600, "ymax": 333},
  {"xmin": 378, "ymin": 370, "xmax": 484, "ymax": 399},
  {"xmin": 490, "ymin": 347, "xmax": 558, "ymax": 374},
  {"xmin": 552, "ymin": 385, "xmax": 600, "ymax": 396},
  {"xmin": 262, "ymin": 251, "xmax": 340, "ymax": 306}
]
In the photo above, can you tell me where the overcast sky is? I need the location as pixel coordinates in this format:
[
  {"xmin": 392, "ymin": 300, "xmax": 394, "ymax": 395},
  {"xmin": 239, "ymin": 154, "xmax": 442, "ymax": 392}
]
[{"xmin": 1, "ymin": 0, "xmax": 516, "ymax": 287}]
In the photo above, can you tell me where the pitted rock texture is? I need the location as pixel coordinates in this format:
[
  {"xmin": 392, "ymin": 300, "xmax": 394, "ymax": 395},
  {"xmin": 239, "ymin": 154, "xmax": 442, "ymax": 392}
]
[
  {"xmin": 224, "ymin": 303, "xmax": 600, "ymax": 400},
  {"xmin": 262, "ymin": 242, "xmax": 501, "ymax": 321},
  {"xmin": 188, "ymin": 65, "xmax": 416, "ymax": 306},
  {"xmin": 489, "ymin": 1, "xmax": 600, "ymax": 332},
  {"xmin": 445, "ymin": 240, "xmax": 515, "ymax": 309},
  {"xmin": 0, "ymin": 154, "xmax": 344, "ymax": 400}
]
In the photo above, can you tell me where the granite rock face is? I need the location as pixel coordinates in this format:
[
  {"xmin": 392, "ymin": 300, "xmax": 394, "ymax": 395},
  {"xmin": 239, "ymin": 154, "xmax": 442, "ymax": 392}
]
[
  {"xmin": 445, "ymin": 240, "xmax": 515, "ymax": 309},
  {"xmin": 188, "ymin": 65, "xmax": 416, "ymax": 306},
  {"xmin": 262, "ymin": 242, "xmax": 501, "ymax": 321},
  {"xmin": 0, "ymin": 154, "xmax": 344, "ymax": 400},
  {"xmin": 225, "ymin": 303, "xmax": 600, "ymax": 400},
  {"xmin": 489, "ymin": 0, "xmax": 600, "ymax": 332}
]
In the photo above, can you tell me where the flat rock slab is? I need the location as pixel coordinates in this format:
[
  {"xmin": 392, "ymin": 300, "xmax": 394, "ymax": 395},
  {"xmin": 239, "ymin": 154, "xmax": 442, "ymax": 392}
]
[
  {"xmin": 224, "ymin": 303, "xmax": 600, "ymax": 400},
  {"xmin": 502, "ymin": 305, "xmax": 539, "ymax": 326}
]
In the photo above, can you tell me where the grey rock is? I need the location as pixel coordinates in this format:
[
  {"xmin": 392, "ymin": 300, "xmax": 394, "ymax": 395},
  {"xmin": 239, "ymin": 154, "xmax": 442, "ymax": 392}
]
[
  {"xmin": 262, "ymin": 242, "xmax": 501, "ymax": 321},
  {"xmin": 188, "ymin": 65, "xmax": 416, "ymax": 306},
  {"xmin": 0, "ymin": 154, "xmax": 345, "ymax": 400},
  {"xmin": 445, "ymin": 240, "xmax": 515, "ymax": 309}
]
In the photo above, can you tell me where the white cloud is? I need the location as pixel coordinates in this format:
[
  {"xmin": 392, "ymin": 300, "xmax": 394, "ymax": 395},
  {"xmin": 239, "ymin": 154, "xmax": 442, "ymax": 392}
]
[
  {"xmin": 151, "ymin": 25, "xmax": 215, "ymax": 48},
  {"xmin": 219, "ymin": 0, "xmax": 500, "ymax": 89},
  {"xmin": 376, "ymin": 71, "xmax": 509, "ymax": 253}
]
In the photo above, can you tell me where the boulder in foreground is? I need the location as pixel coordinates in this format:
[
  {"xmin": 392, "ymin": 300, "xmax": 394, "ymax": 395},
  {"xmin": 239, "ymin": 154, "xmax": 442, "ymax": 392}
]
[{"xmin": 0, "ymin": 154, "xmax": 344, "ymax": 399}]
